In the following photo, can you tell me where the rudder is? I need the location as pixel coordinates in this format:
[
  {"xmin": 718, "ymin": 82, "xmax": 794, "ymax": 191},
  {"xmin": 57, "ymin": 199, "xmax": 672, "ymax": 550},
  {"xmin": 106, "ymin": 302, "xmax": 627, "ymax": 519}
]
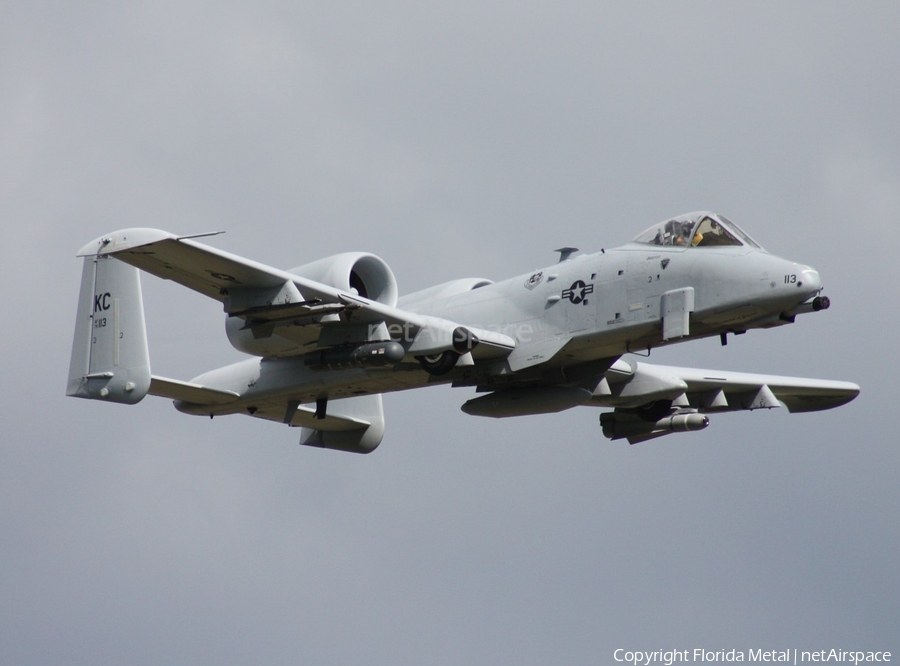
[
  {"xmin": 67, "ymin": 254, "xmax": 151, "ymax": 404},
  {"xmin": 298, "ymin": 395, "xmax": 385, "ymax": 454}
]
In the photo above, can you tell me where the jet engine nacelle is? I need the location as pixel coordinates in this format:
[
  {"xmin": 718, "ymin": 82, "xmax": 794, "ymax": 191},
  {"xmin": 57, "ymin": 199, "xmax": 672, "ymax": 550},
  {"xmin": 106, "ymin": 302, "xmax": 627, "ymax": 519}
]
[
  {"xmin": 225, "ymin": 253, "xmax": 399, "ymax": 357},
  {"xmin": 289, "ymin": 252, "xmax": 398, "ymax": 308}
]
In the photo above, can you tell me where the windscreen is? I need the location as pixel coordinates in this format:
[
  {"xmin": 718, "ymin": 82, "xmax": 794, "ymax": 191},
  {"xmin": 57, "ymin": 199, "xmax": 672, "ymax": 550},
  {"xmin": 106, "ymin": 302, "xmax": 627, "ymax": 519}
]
[
  {"xmin": 633, "ymin": 214, "xmax": 762, "ymax": 249},
  {"xmin": 714, "ymin": 215, "xmax": 761, "ymax": 248}
]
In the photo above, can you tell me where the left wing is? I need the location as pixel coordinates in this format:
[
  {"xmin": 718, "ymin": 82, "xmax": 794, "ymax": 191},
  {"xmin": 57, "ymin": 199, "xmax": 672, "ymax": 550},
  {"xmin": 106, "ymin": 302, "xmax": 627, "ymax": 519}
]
[
  {"xmin": 77, "ymin": 229, "xmax": 515, "ymax": 361},
  {"xmin": 592, "ymin": 360, "xmax": 860, "ymax": 443}
]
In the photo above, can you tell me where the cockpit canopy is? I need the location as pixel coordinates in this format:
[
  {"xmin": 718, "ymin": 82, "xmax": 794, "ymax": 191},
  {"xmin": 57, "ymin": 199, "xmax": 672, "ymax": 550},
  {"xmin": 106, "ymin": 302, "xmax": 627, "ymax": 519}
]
[{"xmin": 633, "ymin": 212, "xmax": 762, "ymax": 249}]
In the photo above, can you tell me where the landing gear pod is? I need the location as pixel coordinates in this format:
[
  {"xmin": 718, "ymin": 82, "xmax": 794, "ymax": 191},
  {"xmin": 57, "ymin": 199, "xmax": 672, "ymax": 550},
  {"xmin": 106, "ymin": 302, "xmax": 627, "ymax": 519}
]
[
  {"xmin": 415, "ymin": 326, "xmax": 479, "ymax": 375},
  {"xmin": 417, "ymin": 351, "xmax": 460, "ymax": 376}
]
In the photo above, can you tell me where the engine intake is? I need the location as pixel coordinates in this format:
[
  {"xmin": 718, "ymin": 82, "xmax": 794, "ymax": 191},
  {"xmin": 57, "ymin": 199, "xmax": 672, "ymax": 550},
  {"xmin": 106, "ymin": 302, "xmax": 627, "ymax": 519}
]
[
  {"xmin": 225, "ymin": 253, "xmax": 399, "ymax": 357},
  {"xmin": 290, "ymin": 252, "xmax": 398, "ymax": 307}
]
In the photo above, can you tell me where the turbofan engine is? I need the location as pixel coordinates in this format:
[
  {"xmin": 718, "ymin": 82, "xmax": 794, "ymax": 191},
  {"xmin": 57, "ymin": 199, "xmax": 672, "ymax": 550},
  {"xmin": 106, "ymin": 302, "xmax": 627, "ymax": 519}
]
[
  {"xmin": 225, "ymin": 252, "xmax": 399, "ymax": 357},
  {"xmin": 288, "ymin": 252, "xmax": 398, "ymax": 308}
]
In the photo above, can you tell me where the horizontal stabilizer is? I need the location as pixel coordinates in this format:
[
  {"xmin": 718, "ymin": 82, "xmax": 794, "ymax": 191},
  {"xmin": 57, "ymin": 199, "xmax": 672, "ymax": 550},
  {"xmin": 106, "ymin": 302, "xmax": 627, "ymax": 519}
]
[
  {"xmin": 149, "ymin": 376, "xmax": 240, "ymax": 405},
  {"xmin": 77, "ymin": 229, "xmax": 295, "ymax": 302}
]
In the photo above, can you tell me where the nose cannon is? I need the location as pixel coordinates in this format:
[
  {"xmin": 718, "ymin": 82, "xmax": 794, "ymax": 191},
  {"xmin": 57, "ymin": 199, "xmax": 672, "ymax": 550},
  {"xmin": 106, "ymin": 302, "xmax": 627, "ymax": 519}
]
[
  {"xmin": 717, "ymin": 258, "xmax": 834, "ymax": 345},
  {"xmin": 783, "ymin": 294, "xmax": 830, "ymax": 318}
]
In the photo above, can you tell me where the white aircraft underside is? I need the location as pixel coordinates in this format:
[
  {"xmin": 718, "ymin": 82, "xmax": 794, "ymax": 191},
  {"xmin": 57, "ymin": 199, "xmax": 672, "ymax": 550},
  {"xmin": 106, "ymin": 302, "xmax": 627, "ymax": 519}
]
[{"xmin": 67, "ymin": 212, "xmax": 859, "ymax": 452}]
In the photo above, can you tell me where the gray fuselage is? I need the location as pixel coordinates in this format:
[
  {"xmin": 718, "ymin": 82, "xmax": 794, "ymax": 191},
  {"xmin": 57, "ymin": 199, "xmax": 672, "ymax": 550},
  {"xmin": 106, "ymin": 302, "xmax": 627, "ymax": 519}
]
[{"xmin": 178, "ymin": 238, "xmax": 822, "ymax": 417}]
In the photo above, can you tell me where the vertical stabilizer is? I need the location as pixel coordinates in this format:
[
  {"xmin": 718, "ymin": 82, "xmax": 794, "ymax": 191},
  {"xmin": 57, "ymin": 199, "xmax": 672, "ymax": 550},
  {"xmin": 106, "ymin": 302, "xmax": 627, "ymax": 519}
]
[
  {"xmin": 298, "ymin": 395, "xmax": 385, "ymax": 454},
  {"xmin": 67, "ymin": 255, "xmax": 151, "ymax": 404}
]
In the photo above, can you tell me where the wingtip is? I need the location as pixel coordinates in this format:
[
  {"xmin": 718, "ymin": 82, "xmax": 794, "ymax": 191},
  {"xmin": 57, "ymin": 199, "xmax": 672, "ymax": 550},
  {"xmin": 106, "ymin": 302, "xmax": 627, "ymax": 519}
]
[{"xmin": 76, "ymin": 228, "xmax": 178, "ymax": 257}]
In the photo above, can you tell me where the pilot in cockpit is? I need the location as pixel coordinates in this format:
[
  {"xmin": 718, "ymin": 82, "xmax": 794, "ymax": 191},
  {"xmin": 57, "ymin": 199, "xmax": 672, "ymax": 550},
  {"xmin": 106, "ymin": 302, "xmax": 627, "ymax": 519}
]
[
  {"xmin": 670, "ymin": 220, "xmax": 694, "ymax": 246},
  {"xmin": 633, "ymin": 213, "xmax": 762, "ymax": 250}
]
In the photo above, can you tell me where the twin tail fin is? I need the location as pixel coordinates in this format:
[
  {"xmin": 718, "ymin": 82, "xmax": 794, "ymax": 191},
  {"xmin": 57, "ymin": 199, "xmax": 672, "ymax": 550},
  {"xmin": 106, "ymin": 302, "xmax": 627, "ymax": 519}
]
[{"xmin": 67, "ymin": 254, "xmax": 151, "ymax": 404}]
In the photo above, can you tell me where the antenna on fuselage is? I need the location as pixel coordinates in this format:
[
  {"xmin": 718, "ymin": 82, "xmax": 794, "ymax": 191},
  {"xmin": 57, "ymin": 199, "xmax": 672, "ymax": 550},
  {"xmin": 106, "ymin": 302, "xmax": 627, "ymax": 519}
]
[{"xmin": 554, "ymin": 247, "xmax": 579, "ymax": 262}]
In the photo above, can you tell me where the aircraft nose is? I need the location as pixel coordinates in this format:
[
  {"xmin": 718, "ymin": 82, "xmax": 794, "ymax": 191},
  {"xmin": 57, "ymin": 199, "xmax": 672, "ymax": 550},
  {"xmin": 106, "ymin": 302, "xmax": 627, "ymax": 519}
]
[{"xmin": 799, "ymin": 266, "xmax": 822, "ymax": 294}]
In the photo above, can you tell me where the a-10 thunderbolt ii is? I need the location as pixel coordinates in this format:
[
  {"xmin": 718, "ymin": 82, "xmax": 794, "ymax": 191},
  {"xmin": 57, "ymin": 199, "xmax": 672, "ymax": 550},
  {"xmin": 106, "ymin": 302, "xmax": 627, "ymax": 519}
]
[{"xmin": 67, "ymin": 212, "xmax": 859, "ymax": 452}]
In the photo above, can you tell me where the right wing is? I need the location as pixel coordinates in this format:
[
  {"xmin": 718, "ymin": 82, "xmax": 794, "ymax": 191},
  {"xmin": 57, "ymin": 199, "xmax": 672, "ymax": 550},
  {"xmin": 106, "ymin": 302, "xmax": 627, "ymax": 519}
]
[
  {"xmin": 657, "ymin": 363, "xmax": 860, "ymax": 413},
  {"xmin": 595, "ymin": 359, "xmax": 861, "ymax": 413},
  {"xmin": 594, "ymin": 360, "xmax": 860, "ymax": 444}
]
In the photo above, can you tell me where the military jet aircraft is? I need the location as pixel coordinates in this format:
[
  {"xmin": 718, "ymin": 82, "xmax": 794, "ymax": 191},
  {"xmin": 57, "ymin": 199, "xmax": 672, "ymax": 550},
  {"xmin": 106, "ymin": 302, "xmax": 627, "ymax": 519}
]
[{"xmin": 67, "ymin": 212, "xmax": 859, "ymax": 452}]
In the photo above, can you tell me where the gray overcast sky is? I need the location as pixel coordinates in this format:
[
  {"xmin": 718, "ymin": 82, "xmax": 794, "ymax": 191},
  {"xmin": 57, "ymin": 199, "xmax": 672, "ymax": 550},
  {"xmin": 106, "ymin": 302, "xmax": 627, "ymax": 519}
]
[{"xmin": 2, "ymin": 2, "xmax": 898, "ymax": 663}]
